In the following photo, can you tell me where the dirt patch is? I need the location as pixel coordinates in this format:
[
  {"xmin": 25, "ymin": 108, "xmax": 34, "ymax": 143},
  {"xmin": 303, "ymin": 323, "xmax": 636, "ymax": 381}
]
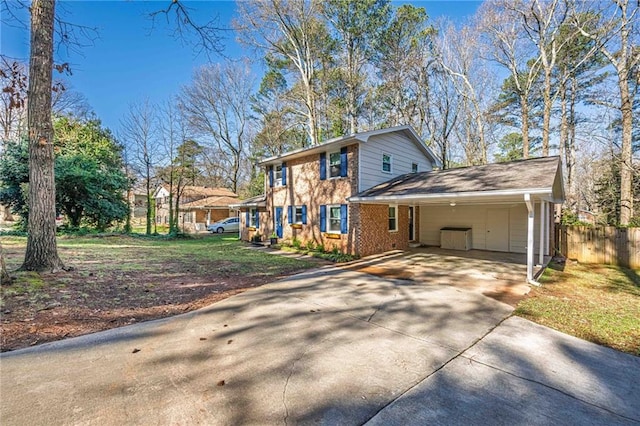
[
  {"xmin": 0, "ymin": 235, "xmax": 317, "ymax": 352},
  {"xmin": 343, "ymin": 264, "xmax": 414, "ymax": 281}
]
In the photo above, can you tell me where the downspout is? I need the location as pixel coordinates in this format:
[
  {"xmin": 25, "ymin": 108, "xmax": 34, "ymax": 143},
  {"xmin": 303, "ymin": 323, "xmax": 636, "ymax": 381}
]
[{"xmin": 525, "ymin": 193, "xmax": 539, "ymax": 286}]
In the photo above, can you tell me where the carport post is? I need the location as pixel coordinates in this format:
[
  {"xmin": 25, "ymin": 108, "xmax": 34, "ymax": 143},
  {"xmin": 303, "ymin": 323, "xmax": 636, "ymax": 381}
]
[
  {"xmin": 539, "ymin": 200, "xmax": 545, "ymax": 265},
  {"xmin": 524, "ymin": 194, "xmax": 536, "ymax": 284}
]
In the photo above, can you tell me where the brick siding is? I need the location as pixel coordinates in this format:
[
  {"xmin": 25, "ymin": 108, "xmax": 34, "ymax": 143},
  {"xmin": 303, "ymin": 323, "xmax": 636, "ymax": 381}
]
[{"xmin": 356, "ymin": 204, "xmax": 410, "ymax": 257}]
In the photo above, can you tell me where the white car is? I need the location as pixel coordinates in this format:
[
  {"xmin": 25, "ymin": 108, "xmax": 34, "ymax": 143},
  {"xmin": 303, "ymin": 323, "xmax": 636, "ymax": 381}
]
[{"xmin": 207, "ymin": 217, "xmax": 240, "ymax": 234}]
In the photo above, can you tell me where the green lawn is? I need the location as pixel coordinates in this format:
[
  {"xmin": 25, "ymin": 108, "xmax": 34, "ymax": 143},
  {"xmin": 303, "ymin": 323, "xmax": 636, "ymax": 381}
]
[
  {"xmin": 515, "ymin": 261, "xmax": 640, "ymax": 356},
  {"xmin": 3, "ymin": 233, "xmax": 315, "ymax": 275}
]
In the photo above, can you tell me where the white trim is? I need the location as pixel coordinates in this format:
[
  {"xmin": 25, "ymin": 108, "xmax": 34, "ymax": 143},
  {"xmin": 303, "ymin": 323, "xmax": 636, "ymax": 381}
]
[
  {"xmin": 349, "ymin": 188, "xmax": 553, "ymax": 203},
  {"xmin": 524, "ymin": 194, "xmax": 539, "ymax": 285}
]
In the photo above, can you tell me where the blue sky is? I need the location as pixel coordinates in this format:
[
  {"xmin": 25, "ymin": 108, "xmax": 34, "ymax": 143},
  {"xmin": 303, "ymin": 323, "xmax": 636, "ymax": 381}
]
[{"xmin": 1, "ymin": 1, "xmax": 482, "ymax": 133}]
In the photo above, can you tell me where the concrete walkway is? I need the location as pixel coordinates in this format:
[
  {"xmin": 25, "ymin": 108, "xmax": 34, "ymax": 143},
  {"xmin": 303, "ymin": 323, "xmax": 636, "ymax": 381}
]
[{"xmin": 1, "ymin": 264, "xmax": 638, "ymax": 425}]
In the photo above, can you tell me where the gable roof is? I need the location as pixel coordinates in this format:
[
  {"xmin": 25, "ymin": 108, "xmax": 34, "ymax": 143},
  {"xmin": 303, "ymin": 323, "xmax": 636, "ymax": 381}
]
[
  {"xmin": 350, "ymin": 156, "xmax": 564, "ymax": 204},
  {"xmin": 154, "ymin": 185, "xmax": 238, "ymax": 199},
  {"xmin": 180, "ymin": 195, "xmax": 240, "ymax": 209},
  {"xmin": 229, "ymin": 194, "xmax": 266, "ymax": 209},
  {"xmin": 258, "ymin": 125, "xmax": 440, "ymax": 167}
]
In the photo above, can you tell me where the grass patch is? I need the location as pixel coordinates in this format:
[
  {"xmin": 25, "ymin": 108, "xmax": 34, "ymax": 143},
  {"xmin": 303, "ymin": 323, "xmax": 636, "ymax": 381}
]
[{"xmin": 515, "ymin": 260, "xmax": 640, "ymax": 356}]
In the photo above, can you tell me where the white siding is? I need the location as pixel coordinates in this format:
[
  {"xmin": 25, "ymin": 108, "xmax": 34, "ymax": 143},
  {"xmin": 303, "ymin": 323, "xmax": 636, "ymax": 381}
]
[
  {"xmin": 419, "ymin": 203, "xmax": 543, "ymax": 254},
  {"xmin": 359, "ymin": 133, "xmax": 434, "ymax": 192}
]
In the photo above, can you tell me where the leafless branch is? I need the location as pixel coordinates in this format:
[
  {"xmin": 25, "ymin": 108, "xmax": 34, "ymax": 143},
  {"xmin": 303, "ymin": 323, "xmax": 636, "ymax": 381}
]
[{"xmin": 148, "ymin": 0, "xmax": 227, "ymax": 59}]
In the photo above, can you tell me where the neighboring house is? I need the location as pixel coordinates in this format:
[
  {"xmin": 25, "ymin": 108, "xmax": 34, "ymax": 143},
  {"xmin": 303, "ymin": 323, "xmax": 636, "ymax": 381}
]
[
  {"xmin": 234, "ymin": 125, "xmax": 564, "ymax": 282},
  {"xmin": 154, "ymin": 185, "xmax": 239, "ymax": 232}
]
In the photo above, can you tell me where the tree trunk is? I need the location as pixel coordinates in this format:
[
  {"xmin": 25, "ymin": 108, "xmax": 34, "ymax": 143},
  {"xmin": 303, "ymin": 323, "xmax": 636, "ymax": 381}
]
[
  {"xmin": 618, "ymin": 74, "xmax": 634, "ymax": 225},
  {"xmin": 145, "ymin": 165, "xmax": 152, "ymax": 235},
  {"xmin": 542, "ymin": 67, "xmax": 552, "ymax": 156},
  {"xmin": 520, "ymin": 94, "xmax": 530, "ymax": 159},
  {"xmin": 21, "ymin": 0, "xmax": 64, "ymax": 272},
  {"xmin": 1, "ymin": 241, "xmax": 12, "ymax": 285}
]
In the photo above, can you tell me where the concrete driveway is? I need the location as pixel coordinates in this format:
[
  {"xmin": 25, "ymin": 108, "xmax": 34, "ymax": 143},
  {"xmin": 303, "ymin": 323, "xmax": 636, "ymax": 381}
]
[{"xmin": 1, "ymin": 255, "xmax": 638, "ymax": 425}]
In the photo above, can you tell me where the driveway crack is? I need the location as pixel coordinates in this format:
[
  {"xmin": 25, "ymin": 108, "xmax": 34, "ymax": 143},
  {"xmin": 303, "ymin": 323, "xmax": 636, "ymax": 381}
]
[
  {"xmin": 361, "ymin": 313, "xmax": 514, "ymax": 424},
  {"xmin": 461, "ymin": 357, "xmax": 640, "ymax": 423},
  {"xmin": 282, "ymin": 335, "xmax": 331, "ymax": 426}
]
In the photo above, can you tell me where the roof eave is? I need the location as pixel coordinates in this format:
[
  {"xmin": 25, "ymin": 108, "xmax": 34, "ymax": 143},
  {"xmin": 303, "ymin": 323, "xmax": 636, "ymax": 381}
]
[{"xmin": 349, "ymin": 188, "xmax": 557, "ymax": 204}]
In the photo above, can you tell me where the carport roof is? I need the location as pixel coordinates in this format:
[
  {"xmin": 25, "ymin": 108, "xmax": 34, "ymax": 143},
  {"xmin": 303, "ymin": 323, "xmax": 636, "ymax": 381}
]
[{"xmin": 350, "ymin": 156, "xmax": 564, "ymax": 204}]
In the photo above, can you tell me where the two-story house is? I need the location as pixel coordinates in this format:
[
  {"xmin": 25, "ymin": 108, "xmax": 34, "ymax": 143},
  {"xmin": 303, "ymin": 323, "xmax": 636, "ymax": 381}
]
[{"xmin": 236, "ymin": 125, "xmax": 564, "ymax": 283}]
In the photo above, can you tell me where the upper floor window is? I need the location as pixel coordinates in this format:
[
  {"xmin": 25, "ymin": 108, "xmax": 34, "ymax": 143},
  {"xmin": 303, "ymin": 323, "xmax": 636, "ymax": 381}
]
[
  {"xmin": 320, "ymin": 147, "xmax": 347, "ymax": 180},
  {"xmin": 412, "ymin": 163, "xmax": 418, "ymax": 173},
  {"xmin": 275, "ymin": 164, "xmax": 283, "ymax": 185},
  {"xmin": 329, "ymin": 152, "xmax": 341, "ymax": 178},
  {"xmin": 382, "ymin": 153, "xmax": 392, "ymax": 173}
]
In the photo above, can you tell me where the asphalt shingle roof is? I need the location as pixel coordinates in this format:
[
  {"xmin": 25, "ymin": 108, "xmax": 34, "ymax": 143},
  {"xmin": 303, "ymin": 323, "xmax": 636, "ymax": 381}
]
[{"xmin": 355, "ymin": 156, "xmax": 561, "ymax": 198}]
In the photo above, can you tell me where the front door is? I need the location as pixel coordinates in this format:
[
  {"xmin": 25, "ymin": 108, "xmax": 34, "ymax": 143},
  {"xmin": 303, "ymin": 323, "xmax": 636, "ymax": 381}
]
[
  {"xmin": 274, "ymin": 207, "xmax": 283, "ymax": 238},
  {"xmin": 486, "ymin": 208, "xmax": 510, "ymax": 252},
  {"xmin": 408, "ymin": 206, "xmax": 415, "ymax": 241}
]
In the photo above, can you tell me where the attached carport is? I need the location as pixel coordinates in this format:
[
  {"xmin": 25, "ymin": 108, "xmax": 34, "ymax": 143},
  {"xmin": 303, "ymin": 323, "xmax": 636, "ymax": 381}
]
[{"xmin": 349, "ymin": 157, "xmax": 565, "ymax": 283}]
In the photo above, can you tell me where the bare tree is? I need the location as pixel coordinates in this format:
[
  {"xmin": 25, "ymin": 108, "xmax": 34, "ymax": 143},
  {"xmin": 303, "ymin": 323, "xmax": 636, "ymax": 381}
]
[
  {"xmin": 0, "ymin": 58, "xmax": 28, "ymax": 143},
  {"xmin": 120, "ymin": 99, "xmax": 158, "ymax": 235},
  {"xmin": 235, "ymin": 0, "xmax": 325, "ymax": 145},
  {"xmin": 478, "ymin": 0, "xmax": 541, "ymax": 158},
  {"xmin": 511, "ymin": 0, "xmax": 570, "ymax": 156},
  {"xmin": 180, "ymin": 60, "xmax": 254, "ymax": 193},
  {"xmin": 434, "ymin": 20, "xmax": 494, "ymax": 165},
  {"xmin": 571, "ymin": 0, "xmax": 640, "ymax": 225}
]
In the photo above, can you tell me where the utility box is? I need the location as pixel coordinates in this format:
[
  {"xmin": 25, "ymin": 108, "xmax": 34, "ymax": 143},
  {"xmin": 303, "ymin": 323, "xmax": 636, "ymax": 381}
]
[{"xmin": 440, "ymin": 227, "xmax": 472, "ymax": 251}]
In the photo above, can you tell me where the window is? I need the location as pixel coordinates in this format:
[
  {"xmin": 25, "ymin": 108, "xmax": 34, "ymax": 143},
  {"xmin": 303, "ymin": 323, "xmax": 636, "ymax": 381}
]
[
  {"xmin": 274, "ymin": 164, "xmax": 283, "ymax": 185},
  {"xmin": 249, "ymin": 208, "xmax": 258, "ymax": 227},
  {"xmin": 412, "ymin": 163, "xmax": 418, "ymax": 173},
  {"xmin": 320, "ymin": 204, "xmax": 347, "ymax": 234},
  {"xmin": 388, "ymin": 205, "xmax": 398, "ymax": 232},
  {"xmin": 328, "ymin": 206, "xmax": 342, "ymax": 233},
  {"xmin": 288, "ymin": 205, "xmax": 307, "ymax": 224},
  {"xmin": 329, "ymin": 152, "xmax": 341, "ymax": 178},
  {"xmin": 382, "ymin": 153, "xmax": 392, "ymax": 173}
]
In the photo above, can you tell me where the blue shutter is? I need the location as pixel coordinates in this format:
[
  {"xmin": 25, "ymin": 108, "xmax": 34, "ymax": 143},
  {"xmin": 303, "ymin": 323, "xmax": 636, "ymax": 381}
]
[
  {"xmin": 245, "ymin": 210, "xmax": 249, "ymax": 227},
  {"xmin": 254, "ymin": 210, "xmax": 259, "ymax": 228},
  {"xmin": 268, "ymin": 166, "xmax": 274, "ymax": 187},
  {"xmin": 340, "ymin": 204, "xmax": 348, "ymax": 234},
  {"xmin": 282, "ymin": 162, "xmax": 287, "ymax": 186},
  {"xmin": 287, "ymin": 206, "xmax": 293, "ymax": 224},
  {"xmin": 301, "ymin": 205, "xmax": 307, "ymax": 224},
  {"xmin": 340, "ymin": 147, "xmax": 348, "ymax": 177},
  {"xmin": 319, "ymin": 153, "xmax": 326, "ymax": 180},
  {"xmin": 320, "ymin": 205, "xmax": 326, "ymax": 232}
]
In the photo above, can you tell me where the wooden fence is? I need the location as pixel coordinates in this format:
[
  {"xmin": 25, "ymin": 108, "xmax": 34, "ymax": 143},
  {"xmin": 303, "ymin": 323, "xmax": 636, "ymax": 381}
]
[{"xmin": 556, "ymin": 226, "xmax": 640, "ymax": 269}]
